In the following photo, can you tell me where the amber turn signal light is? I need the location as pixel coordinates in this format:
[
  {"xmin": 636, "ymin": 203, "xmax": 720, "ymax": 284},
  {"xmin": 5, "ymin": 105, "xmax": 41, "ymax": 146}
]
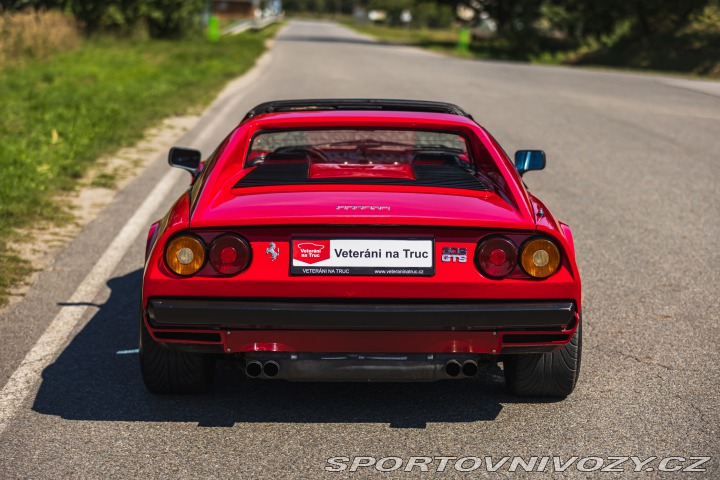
[
  {"xmin": 165, "ymin": 235, "xmax": 206, "ymax": 276},
  {"xmin": 520, "ymin": 238, "xmax": 561, "ymax": 278}
]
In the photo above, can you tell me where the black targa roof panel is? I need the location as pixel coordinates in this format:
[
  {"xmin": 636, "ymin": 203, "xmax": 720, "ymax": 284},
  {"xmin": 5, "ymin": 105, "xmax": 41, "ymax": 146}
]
[{"xmin": 242, "ymin": 99, "xmax": 474, "ymax": 122}]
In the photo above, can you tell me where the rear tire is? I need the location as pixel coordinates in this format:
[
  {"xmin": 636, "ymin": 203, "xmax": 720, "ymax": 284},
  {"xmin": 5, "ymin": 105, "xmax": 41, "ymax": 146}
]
[
  {"xmin": 139, "ymin": 317, "xmax": 215, "ymax": 394},
  {"xmin": 503, "ymin": 320, "xmax": 582, "ymax": 398}
]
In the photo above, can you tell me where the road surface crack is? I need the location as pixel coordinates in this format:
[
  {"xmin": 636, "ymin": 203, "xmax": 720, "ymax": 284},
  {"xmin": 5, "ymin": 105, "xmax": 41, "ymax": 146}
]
[{"xmin": 615, "ymin": 350, "xmax": 674, "ymax": 371}]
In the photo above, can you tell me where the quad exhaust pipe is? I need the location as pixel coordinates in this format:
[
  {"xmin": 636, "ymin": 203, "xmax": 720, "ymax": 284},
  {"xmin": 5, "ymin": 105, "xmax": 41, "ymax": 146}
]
[
  {"xmin": 244, "ymin": 354, "xmax": 483, "ymax": 381},
  {"xmin": 245, "ymin": 360, "xmax": 281, "ymax": 378},
  {"xmin": 462, "ymin": 360, "xmax": 478, "ymax": 377},
  {"xmin": 245, "ymin": 360, "xmax": 262, "ymax": 378},
  {"xmin": 263, "ymin": 360, "xmax": 280, "ymax": 378},
  {"xmin": 444, "ymin": 360, "xmax": 461, "ymax": 377},
  {"xmin": 444, "ymin": 360, "xmax": 478, "ymax": 378}
]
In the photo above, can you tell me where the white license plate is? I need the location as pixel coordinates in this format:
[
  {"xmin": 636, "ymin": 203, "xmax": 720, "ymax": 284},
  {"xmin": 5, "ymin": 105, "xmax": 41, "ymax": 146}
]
[{"xmin": 290, "ymin": 239, "xmax": 434, "ymax": 276}]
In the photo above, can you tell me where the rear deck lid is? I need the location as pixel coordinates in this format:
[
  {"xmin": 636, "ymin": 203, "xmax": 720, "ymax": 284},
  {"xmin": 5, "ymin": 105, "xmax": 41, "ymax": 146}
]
[{"xmin": 190, "ymin": 185, "xmax": 533, "ymax": 230}]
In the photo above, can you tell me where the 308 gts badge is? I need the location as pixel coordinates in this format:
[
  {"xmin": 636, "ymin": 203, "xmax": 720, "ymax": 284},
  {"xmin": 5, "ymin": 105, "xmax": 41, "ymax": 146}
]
[{"xmin": 441, "ymin": 247, "xmax": 467, "ymax": 263}]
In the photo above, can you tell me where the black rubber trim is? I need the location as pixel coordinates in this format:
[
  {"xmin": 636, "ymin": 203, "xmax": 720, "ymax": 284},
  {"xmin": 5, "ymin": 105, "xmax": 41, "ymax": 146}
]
[
  {"xmin": 242, "ymin": 99, "xmax": 473, "ymax": 121},
  {"xmin": 501, "ymin": 346, "xmax": 560, "ymax": 354},
  {"xmin": 158, "ymin": 343, "xmax": 225, "ymax": 354},
  {"xmin": 154, "ymin": 331, "xmax": 222, "ymax": 342},
  {"xmin": 233, "ymin": 163, "xmax": 488, "ymax": 191},
  {"xmin": 147, "ymin": 299, "xmax": 575, "ymax": 330},
  {"xmin": 502, "ymin": 333, "xmax": 570, "ymax": 343}
]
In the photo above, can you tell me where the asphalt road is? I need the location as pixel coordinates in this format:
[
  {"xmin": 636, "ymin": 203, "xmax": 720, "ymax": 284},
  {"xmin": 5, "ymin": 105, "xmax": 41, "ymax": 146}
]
[{"xmin": 0, "ymin": 21, "xmax": 718, "ymax": 479}]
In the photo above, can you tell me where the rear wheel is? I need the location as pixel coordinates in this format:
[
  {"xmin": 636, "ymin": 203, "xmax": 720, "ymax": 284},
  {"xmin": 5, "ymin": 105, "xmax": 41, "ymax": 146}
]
[
  {"xmin": 139, "ymin": 316, "xmax": 215, "ymax": 394},
  {"xmin": 503, "ymin": 320, "xmax": 582, "ymax": 398}
]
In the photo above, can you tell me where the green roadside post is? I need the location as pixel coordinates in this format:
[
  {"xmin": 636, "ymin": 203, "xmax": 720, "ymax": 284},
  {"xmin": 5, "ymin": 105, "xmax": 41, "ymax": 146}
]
[
  {"xmin": 457, "ymin": 28, "xmax": 470, "ymax": 54},
  {"xmin": 207, "ymin": 15, "xmax": 220, "ymax": 42}
]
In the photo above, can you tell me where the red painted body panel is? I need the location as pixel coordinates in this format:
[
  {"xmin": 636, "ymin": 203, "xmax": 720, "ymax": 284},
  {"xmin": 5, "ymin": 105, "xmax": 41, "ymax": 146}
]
[
  {"xmin": 190, "ymin": 188, "xmax": 533, "ymax": 230},
  {"xmin": 145, "ymin": 227, "xmax": 578, "ymax": 299},
  {"xmin": 192, "ymin": 112, "xmax": 535, "ymax": 226},
  {"xmin": 308, "ymin": 163, "xmax": 416, "ymax": 179},
  {"xmin": 142, "ymin": 109, "xmax": 582, "ymax": 357},
  {"xmin": 145, "ymin": 327, "xmax": 579, "ymax": 354}
]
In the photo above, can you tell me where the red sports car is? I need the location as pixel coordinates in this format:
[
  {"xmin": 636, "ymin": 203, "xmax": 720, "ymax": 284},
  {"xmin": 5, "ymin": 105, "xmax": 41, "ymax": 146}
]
[{"xmin": 141, "ymin": 99, "xmax": 582, "ymax": 397}]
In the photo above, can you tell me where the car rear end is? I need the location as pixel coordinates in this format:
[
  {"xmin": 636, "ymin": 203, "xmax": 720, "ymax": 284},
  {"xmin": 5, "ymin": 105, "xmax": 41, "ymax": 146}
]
[{"xmin": 141, "ymin": 104, "xmax": 582, "ymax": 395}]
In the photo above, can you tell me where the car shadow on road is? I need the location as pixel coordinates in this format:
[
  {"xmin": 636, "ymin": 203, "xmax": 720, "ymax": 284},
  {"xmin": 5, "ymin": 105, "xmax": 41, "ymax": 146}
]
[{"xmin": 33, "ymin": 269, "xmax": 557, "ymax": 429}]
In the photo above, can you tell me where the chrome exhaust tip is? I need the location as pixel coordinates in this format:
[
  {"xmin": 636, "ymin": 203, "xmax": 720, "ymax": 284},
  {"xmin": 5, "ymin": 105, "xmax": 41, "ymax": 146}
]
[
  {"xmin": 263, "ymin": 360, "xmax": 280, "ymax": 378},
  {"xmin": 462, "ymin": 360, "xmax": 478, "ymax": 377},
  {"xmin": 245, "ymin": 360, "xmax": 262, "ymax": 378},
  {"xmin": 444, "ymin": 360, "xmax": 461, "ymax": 377}
]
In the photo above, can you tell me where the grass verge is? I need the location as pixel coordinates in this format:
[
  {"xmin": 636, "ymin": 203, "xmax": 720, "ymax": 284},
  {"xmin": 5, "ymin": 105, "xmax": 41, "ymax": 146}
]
[
  {"xmin": 0, "ymin": 24, "xmax": 280, "ymax": 306},
  {"xmin": 347, "ymin": 24, "xmax": 458, "ymax": 48},
  {"xmin": 570, "ymin": 32, "xmax": 720, "ymax": 77},
  {"xmin": 346, "ymin": 23, "xmax": 580, "ymax": 65},
  {"xmin": 346, "ymin": 23, "xmax": 720, "ymax": 78}
]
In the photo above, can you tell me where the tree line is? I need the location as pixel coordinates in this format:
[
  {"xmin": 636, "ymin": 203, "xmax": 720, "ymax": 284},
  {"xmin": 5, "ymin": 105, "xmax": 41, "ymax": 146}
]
[
  {"xmin": 285, "ymin": 0, "xmax": 717, "ymax": 41},
  {"xmin": 2, "ymin": 0, "xmax": 717, "ymax": 41},
  {"xmin": 0, "ymin": 0, "xmax": 206, "ymax": 38},
  {"xmin": 467, "ymin": 0, "xmax": 713, "ymax": 40}
]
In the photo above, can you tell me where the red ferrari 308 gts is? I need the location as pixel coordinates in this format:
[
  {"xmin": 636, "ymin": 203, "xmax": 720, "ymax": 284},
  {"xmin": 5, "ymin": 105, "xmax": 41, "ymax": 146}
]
[{"xmin": 141, "ymin": 99, "xmax": 582, "ymax": 397}]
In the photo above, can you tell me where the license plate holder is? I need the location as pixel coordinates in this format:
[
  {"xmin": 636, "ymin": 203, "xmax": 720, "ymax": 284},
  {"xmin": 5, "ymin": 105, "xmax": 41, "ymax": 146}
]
[{"xmin": 290, "ymin": 238, "xmax": 435, "ymax": 276}]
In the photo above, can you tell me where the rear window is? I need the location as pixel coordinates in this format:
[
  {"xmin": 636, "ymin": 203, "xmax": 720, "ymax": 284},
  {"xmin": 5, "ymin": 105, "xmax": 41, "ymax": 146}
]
[{"xmin": 246, "ymin": 129, "xmax": 471, "ymax": 168}]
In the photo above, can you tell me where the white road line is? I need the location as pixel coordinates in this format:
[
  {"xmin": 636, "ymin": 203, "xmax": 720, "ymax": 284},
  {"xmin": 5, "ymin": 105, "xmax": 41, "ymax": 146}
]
[
  {"xmin": 116, "ymin": 349, "xmax": 140, "ymax": 355},
  {"xmin": 0, "ymin": 168, "xmax": 182, "ymax": 435},
  {"xmin": 0, "ymin": 42, "xmax": 276, "ymax": 436}
]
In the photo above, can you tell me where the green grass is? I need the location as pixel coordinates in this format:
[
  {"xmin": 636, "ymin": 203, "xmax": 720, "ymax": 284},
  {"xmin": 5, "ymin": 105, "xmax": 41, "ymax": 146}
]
[
  {"xmin": 347, "ymin": 23, "xmax": 578, "ymax": 61},
  {"xmin": 347, "ymin": 23, "xmax": 459, "ymax": 47},
  {"xmin": 0, "ymin": 25, "xmax": 280, "ymax": 305},
  {"xmin": 346, "ymin": 22, "xmax": 720, "ymax": 78},
  {"xmin": 570, "ymin": 32, "xmax": 720, "ymax": 77},
  {"xmin": 90, "ymin": 171, "xmax": 120, "ymax": 189}
]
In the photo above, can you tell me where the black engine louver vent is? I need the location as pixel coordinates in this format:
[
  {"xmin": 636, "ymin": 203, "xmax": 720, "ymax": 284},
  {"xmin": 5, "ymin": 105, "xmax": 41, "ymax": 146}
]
[{"xmin": 233, "ymin": 163, "xmax": 488, "ymax": 191}]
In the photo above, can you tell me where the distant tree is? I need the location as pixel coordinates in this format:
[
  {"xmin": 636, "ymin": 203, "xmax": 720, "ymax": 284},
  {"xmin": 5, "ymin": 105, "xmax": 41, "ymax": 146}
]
[
  {"xmin": 476, "ymin": 0, "xmax": 543, "ymax": 34},
  {"xmin": 68, "ymin": 0, "xmax": 146, "ymax": 33},
  {"xmin": 284, "ymin": 0, "xmax": 355, "ymax": 15},
  {"xmin": 546, "ymin": 0, "xmax": 711, "ymax": 40},
  {"xmin": 543, "ymin": 0, "xmax": 627, "ymax": 41},
  {"xmin": 146, "ymin": 0, "xmax": 205, "ymax": 38},
  {"xmin": 0, "ymin": 0, "xmax": 65, "ymax": 12},
  {"xmin": 368, "ymin": 0, "xmax": 413, "ymax": 25},
  {"xmin": 282, "ymin": 0, "xmax": 310, "ymax": 13},
  {"xmin": 625, "ymin": 0, "xmax": 710, "ymax": 36},
  {"xmin": 432, "ymin": 0, "xmax": 544, "ymax": 36},
  {"xmin": 1, "ymin": 0, "xmax": 205, "ymax": 38},
  {"xmin": 413, "ymin": 2, "xmax": 454, "ymax": 28}
]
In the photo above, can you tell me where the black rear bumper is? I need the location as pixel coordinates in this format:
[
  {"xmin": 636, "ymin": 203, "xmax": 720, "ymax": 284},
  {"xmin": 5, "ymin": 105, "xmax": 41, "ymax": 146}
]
[{"xmin": 147, "ymin": 298, "xmax": 576, "ymax": 330}]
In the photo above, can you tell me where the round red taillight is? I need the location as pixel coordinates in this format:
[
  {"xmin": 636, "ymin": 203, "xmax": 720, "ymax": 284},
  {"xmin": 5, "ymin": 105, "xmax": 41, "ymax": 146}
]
[
  {"xmin": 476, "ymin": 237, "xmax": 518, "ymax": 278},
  {"xmin": 208, "ymin": 234, "xmax": 251, "ymax": 275}
]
